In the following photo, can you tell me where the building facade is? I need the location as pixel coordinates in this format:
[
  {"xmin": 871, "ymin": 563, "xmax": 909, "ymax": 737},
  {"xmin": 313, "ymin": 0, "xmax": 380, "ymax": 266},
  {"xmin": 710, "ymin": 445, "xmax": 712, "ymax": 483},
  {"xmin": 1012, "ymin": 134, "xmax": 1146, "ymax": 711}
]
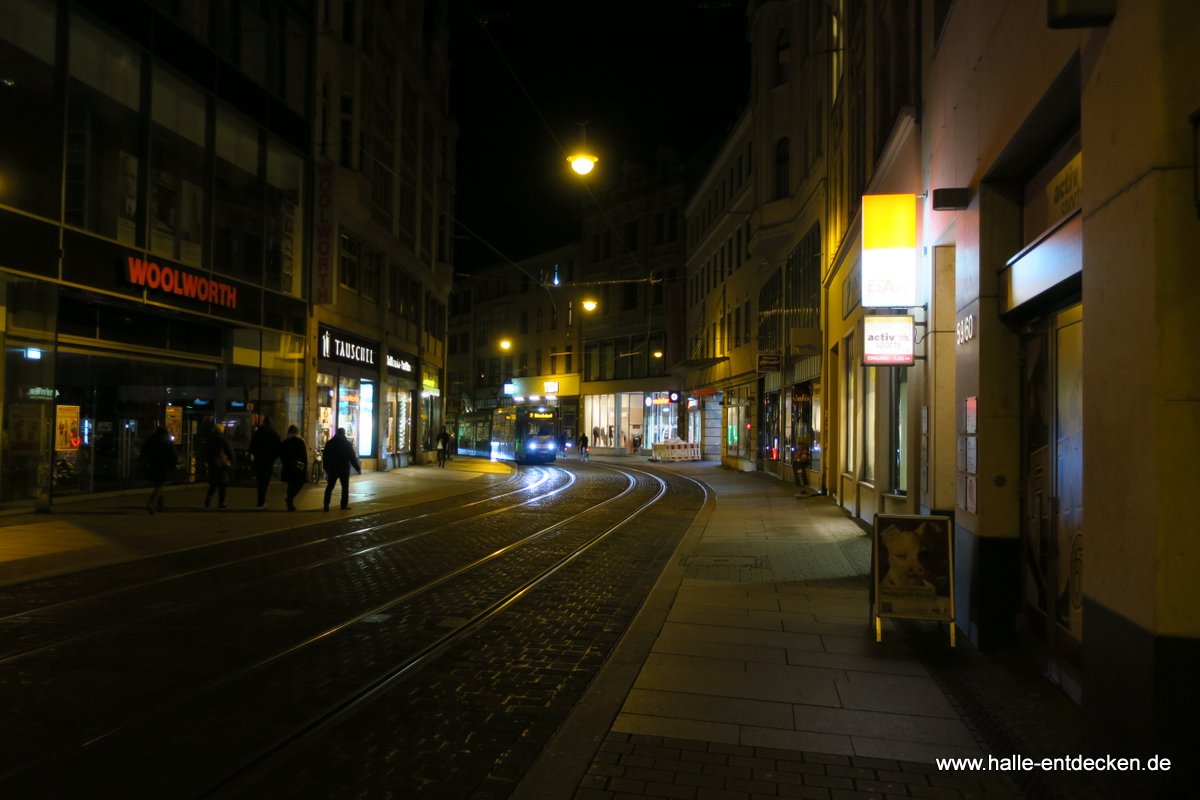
[
  {"xmin": 449, "ymin": 153, "xmax": 689, "ymax": 457},
  {"xmin": 0, "ymin": 0, "xmax": 312, "ymax": 508},
  {"xmin": 310, "ymin": 0, "xmax": 454, "ymax": 468}
]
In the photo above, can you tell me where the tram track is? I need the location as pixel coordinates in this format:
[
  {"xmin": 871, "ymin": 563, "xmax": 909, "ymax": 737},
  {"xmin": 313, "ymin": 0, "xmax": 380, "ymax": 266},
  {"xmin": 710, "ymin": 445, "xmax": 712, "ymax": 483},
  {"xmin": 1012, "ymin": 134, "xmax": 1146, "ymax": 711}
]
[
  {"xmin": 0, "ymin": 463, "xmax": 682, "ymax": 798},
  {"xmin": 0, "ymin": 467, "xmax": 565, "ymax": 660}
]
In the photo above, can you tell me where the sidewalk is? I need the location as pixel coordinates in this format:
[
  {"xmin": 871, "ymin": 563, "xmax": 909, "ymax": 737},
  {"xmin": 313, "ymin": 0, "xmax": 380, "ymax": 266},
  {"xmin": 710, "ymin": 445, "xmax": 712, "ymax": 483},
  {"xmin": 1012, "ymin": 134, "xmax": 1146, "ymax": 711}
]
[
  {"xmin": 0, "ymin": 458, "xmax": 512, "ymax": 587},
  {"xmin": 526, "ymin": 458, "xmax": 1098, "ymax": 800}
]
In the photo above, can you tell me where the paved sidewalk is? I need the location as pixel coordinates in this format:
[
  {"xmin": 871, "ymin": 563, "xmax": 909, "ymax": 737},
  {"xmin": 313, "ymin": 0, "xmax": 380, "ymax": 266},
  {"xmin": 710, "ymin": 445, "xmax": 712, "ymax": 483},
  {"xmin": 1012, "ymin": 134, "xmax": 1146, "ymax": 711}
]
[
  {"xmin": 0, "ymin": 456, "xmax": 1099, "ymax": 799},
  {"xmin": 525, "ymin": 459, "xmax": 1099, "ymax": 800},
  {"xmin": 0, "ymin": 458, "xmax": 511, "ymax": 587}
]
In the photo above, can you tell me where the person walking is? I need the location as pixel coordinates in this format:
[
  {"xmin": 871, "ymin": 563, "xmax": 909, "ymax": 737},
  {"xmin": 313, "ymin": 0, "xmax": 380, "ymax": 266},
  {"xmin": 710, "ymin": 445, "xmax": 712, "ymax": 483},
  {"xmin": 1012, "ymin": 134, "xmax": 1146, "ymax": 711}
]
[
  {"xmin": 322, "ymin": 427, "xmax": 361, "ymax": 511},
  {"xmin": 436, "ymin": 425, "xmax": 450, "ymax": 468},
  {"xmin": 577, "ymin": 432, "xmax": 589, "ymax": 462},
  {"xmin": 250, "ymin": 416, "xmax": 281, "ymax": 509},
  {"xmin": 204, "ymin": 426, "xmax": 234, "ymax": 509},
  {"xmin": 140, "ymin": 426, "xmax": 177, "ymax": 515},
  {"xmin": 278, "ymin": 424, "xmax": 308, "ymax": 512}
]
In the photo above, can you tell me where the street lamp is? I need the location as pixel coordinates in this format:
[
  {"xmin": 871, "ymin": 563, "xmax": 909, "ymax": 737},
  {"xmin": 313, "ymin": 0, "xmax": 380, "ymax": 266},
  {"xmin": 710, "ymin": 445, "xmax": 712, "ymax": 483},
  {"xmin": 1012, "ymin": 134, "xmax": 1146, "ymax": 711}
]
[
  {"xmin": 568, "ymin": 153, "xmax": 598, "ymax": 175},
  {"xmin": 567, "ymin": 122, "xmax": 598, "ymax": 176}
]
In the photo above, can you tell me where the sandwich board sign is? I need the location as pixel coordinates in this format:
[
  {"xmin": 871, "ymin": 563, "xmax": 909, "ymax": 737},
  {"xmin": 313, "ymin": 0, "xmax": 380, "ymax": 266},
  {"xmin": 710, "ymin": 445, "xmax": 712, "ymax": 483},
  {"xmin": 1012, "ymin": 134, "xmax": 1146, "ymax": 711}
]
[{"xmin": 871, "ymin": 514, "xmax": 956, "ymax": 645}]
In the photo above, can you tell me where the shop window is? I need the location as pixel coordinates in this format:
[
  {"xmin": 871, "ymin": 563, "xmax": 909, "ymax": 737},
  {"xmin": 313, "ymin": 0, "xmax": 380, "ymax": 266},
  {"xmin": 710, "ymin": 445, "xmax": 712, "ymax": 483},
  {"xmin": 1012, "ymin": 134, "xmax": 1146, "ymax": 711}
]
[
  {"xmin": 863, "ymin": 364, "xmax": 876, "ymax": 483},
  {"xmin": 842, "ymin": 333, "xmax": 855, "ymax": 473},
  {"xmin": 357, "ymin": 380, "xmax": 375, "ymax": 458},
  {"xmin": 891, "ymin": 367, "xmax": 908, "ymax": 494}
]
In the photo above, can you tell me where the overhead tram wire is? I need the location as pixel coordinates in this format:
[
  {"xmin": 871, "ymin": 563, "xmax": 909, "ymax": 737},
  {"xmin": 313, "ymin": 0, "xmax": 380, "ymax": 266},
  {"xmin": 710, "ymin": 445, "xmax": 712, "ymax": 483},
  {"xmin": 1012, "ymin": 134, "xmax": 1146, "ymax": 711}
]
[{"xmin": 460, "ymin": 0, "xmax": 653, "ymax": 290}]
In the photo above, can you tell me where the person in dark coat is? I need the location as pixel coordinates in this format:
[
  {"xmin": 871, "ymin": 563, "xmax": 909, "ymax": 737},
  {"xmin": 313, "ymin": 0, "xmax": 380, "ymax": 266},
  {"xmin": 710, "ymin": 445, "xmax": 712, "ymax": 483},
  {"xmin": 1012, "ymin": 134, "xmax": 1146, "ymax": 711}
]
[
  {"xmin": 204, "ymin": 426, "xmax": 234, "ymax": 509},
  {"xmin": 577, "ymin": 433, "xmax": 589, "ymax": 462},
  {"xmin": 436, "ymin": 425, "xmax": 450, "ymax": 467},
  {"xmin": 249, "ymin": 416, "xmax": 282, "ymax": 509},
  {"xmin": 278, "ymin": 424, "xmax": 308, "ymax": 512},
  {"xmin": 322, "ymin": 427, "xmax": 361, "ymax": 511},
  {"xmin": 140, "ymin": 426, "xmax": 177, "ymax": 514}
]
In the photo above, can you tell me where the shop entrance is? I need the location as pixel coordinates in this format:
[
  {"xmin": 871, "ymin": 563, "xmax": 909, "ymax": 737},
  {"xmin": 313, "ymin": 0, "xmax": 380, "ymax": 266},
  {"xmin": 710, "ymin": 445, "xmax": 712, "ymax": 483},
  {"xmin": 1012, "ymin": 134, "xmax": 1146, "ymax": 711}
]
[
  {"xmin": 1020, "ymin": 303, "xmax": 1084, "ymax": 679},
  {"xmin": 54, "ymin": 351, "xmax": 218, "ymax": 495}
]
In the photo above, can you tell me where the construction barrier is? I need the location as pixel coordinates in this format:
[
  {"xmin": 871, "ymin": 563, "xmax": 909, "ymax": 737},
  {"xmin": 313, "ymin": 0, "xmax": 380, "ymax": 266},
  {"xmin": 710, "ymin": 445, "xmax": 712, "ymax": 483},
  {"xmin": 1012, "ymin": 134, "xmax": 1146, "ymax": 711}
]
[{"xmin": 651, "ymin": 441, "xmax": 701, "ymax": 461}]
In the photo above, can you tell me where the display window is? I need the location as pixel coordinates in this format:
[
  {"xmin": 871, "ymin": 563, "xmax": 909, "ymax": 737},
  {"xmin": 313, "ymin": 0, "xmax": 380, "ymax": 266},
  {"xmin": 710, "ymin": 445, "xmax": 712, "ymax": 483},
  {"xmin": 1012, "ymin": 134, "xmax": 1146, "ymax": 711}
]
[{"xmin": 583, "ymin": 392, "xmax": 652, "ymax": 452}]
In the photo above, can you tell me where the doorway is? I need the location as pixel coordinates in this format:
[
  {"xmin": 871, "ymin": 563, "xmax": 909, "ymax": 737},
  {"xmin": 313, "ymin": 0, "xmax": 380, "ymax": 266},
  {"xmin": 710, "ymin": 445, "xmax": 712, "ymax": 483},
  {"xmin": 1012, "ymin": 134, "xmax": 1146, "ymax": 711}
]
[{"xmin": 1020, "ymin": 303, "xmax": 1084, "ymax": 680}]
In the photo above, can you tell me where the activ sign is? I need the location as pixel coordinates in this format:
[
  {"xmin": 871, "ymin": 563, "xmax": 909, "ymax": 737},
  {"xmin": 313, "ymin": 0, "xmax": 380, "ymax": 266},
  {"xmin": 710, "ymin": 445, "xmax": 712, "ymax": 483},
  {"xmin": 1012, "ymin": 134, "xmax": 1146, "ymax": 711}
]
[{"xmin": 863, "ymin": 315, "xmax": 915, "ymax": 365}]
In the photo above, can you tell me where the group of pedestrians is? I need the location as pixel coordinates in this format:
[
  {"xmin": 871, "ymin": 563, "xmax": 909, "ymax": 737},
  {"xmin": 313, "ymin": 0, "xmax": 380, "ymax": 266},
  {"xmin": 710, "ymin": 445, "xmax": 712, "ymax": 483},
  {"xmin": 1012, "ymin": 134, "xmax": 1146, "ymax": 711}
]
[{"xmin": 140, "ymin": 417, "xmax": 361, "ymax": 513}]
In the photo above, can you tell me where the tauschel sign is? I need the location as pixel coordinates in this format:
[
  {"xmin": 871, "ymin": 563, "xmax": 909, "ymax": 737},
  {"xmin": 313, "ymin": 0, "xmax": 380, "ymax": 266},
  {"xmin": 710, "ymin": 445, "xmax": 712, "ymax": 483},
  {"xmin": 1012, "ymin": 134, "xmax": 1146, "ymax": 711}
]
[{"xmin": 319, "ymin": 326, "xmax": 377, "ymax": 367}]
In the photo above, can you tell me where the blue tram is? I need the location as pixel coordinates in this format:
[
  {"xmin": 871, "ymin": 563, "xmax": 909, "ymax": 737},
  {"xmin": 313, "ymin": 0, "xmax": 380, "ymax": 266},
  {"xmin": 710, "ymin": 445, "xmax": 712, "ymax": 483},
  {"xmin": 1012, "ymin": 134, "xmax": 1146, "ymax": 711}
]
[
  {"xmin": 490, "ymin": 404, "xmax": 558, "ymax": 464},
  {"xmin": 453, "ymin": 404, "xmax": 559, "ymax": 464}
]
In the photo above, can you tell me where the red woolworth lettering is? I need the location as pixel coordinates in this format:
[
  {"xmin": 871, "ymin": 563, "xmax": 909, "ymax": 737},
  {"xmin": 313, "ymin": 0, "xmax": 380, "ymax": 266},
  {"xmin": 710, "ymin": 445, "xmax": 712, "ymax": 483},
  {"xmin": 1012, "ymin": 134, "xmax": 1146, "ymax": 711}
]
[{"xmin": 126, "ymin": 256, "xmax": 237, "ymax": 309}]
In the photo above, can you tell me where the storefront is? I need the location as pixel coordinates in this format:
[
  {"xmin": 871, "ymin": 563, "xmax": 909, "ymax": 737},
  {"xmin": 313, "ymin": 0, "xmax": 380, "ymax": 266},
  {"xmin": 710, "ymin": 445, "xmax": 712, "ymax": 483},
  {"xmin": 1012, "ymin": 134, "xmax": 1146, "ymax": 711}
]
[
  {"xmin": 384, "ymin": 349, "xmax": 417, "ymax": 468},
  {"xmin": 723, "ymin": 383, "xmax": 755, "ymax": 467},
  {"xmin": 582, "ymin": 390, "xmax": 678, "ymax": 454},
  {"xmin": 1, "ymin": 269, "xmax": 307, "ymax": 508},
  {"xmin": 418, "ymin": 363, "xmax": 442, "ymax": 459},
  {"xmin": 316, "ymin": 325, "xmax": 380, "ymax": 466}
]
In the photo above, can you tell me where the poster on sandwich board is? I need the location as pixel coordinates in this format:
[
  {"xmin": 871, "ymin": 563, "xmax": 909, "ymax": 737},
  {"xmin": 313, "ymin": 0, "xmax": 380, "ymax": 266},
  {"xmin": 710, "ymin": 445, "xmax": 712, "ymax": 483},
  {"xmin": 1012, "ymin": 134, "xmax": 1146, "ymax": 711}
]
[{"xmin": 872, "ymin": 514, "xmax": 955, "ymax": 642}]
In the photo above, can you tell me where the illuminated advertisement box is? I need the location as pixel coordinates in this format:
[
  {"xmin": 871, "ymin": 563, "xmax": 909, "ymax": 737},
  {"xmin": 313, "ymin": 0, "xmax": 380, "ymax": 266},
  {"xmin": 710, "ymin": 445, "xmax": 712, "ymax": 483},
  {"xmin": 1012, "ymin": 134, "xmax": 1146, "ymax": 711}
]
[
  {"xmin": 862, "ymin": 193, "xmax": 917, "ymax": 308},
  {"xmin": 863, "ymin": 315, "xmax": 915, "ymax": 365}
]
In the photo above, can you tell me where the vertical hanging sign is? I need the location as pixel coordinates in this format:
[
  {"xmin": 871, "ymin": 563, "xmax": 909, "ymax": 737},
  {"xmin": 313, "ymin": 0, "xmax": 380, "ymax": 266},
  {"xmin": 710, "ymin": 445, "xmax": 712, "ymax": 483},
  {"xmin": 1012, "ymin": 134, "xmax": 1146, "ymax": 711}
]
[
  {"xmin": 862, "ymin": 194, "xmax": 917, "ymax": 308},
  {"xmin": 312, "ymin": 159, "xmax": 337, "ymax": 305}
]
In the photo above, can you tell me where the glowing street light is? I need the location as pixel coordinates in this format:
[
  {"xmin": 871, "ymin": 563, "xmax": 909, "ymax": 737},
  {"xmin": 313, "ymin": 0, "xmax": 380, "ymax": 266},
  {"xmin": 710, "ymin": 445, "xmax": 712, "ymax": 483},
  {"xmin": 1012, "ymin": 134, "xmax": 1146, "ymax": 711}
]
[
  {"xmin": 567, "ymin": 153, "xmax": 598, "ymax": 175},
  {"xmin": 499, "ymin": 339, "xmax": 512, "ymax": 351},
  {"xmin": 582, "ymin": 298, "xmax": 598, "ymax": 312}
]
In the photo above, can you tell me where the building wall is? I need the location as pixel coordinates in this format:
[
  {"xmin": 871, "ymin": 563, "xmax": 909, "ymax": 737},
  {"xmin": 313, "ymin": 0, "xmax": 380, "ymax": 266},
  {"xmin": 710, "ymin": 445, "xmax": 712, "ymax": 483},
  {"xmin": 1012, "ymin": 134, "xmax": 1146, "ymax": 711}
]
[{"xmin": 0, "ymin": 0, "xmax": 313, "ymax": 507}]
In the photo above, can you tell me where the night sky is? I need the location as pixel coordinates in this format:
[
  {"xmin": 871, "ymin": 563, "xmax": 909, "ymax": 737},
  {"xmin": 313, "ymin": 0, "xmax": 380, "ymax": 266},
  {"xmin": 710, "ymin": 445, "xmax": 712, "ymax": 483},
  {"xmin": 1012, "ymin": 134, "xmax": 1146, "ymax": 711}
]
[{"xmin": 448, "ymin": 1, "xmax": 751, "ymax": 269}]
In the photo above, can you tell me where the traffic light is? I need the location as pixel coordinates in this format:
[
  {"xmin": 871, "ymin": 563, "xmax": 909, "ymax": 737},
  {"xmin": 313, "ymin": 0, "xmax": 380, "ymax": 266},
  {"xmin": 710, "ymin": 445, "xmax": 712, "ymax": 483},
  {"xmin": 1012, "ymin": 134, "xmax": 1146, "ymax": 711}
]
[{"xmin": 668, "ymin": 390, "xmax": 681, "ymax": 403}]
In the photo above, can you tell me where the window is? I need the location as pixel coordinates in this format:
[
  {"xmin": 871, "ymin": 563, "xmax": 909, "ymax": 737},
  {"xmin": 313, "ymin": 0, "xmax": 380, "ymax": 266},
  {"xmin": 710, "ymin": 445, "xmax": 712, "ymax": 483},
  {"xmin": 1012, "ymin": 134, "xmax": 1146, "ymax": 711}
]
[
  {"xmin": 891, "ymin": 368, "xmax": 908, "ymax": 494},
  {"xmin": 623, "ymin": 283, "xmax": 638, "ymax": 311},
  {"xmin": 863, "ymin": 364, "xmax": 876, "ymax": 482},
  {"xmin": 624, "ymin": 221, "xmax": 639, "ymax": 252},
  {"xmin": 266, "ymin": 137, "xmax": 304, "ymax": 297},
  {"xmin": 774, "ymin": 28, "xmax": 791, "ymax": 86},
  {"xmin": 339, "ymin": 231, "xmax": 360, "ymax": 291},
  {"xmin": 65, "ymin": 14, "xmax": 141, "ymax": 245},
  {"xmin": 519, "ymin": 310, "xmax": 529, "ymax": 334},
  {"xmin": 214, "ymin": 106, "xmax": 263, "ymax": 278},
  {"xmin": 842, "ymin": 334, "xmax": 856, "ymax": 473},
  {"xmin": 360, "ymin": 245, "xmax": 380, "ymax": 301},
  {"xmin": 150, "ymin": 68, "xmax": 206, "ymax": 266},
  {"xmin": 773, "ymin": 138, "xmax": 790, "ymax": 200}
]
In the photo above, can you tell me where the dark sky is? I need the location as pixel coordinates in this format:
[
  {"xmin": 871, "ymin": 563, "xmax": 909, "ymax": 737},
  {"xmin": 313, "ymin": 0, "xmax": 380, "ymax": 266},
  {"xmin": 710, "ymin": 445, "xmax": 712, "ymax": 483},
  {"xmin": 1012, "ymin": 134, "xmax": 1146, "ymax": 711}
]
[{"xmin": 448, "ymin": 1, "xmax": 751, "ymax": 269}]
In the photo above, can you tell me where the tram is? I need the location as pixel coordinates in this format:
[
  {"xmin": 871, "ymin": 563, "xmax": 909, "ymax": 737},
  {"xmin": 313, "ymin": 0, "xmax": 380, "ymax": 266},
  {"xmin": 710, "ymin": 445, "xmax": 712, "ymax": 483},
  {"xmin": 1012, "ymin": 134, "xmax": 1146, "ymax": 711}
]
[
  {"xmin": 490, "ymin": 404, "xmax": 558, "ymax": 464},
  {"xmin": 454, "ymin": 409, "xmax": 495, "ymax": 459}
]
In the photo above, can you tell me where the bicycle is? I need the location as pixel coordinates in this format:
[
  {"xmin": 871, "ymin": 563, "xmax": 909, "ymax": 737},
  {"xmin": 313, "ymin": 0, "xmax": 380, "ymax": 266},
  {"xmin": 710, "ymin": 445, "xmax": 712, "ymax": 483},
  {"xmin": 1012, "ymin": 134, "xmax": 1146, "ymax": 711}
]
[{"xmin": 310, "ymin": 450, "xmax": 324, "ymax": 485}]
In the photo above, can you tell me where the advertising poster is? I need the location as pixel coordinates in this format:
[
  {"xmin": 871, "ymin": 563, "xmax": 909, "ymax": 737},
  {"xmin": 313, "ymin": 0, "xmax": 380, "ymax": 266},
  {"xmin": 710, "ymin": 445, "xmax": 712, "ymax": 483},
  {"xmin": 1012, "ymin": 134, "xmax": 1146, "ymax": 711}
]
[
  {"xmin": 55, "ymin": 405, "xmax": 82, "ymax": 451},
  {"xmin": 873, "ymin": 514, "xmax": 954, "ymax": 623}
]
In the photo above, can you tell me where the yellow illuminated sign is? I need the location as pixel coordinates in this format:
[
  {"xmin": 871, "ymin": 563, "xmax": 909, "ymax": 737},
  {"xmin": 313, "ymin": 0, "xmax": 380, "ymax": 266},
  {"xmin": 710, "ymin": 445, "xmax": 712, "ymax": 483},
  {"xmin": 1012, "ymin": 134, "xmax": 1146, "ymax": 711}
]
[{"xmin": 862, "ymin": 194, "xmax": 918, "ymax": 308}]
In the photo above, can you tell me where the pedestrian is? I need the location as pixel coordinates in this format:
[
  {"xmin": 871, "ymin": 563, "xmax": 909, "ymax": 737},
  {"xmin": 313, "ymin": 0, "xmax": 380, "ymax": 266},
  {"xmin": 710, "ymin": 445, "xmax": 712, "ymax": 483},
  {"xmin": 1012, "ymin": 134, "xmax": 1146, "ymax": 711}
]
[
  {"xmin": 577, "ymin": 432, "xmax": 589, "ymax": 462},
  {"xmin": 204, "ymin": 426, "xmax": 234, "ymax": 509},
  {"xmin": 278, "ymin": 424, "xmax": 308, "ymax": 512},
  {"xmin": 250, "ymin": 415, "xmax": 281, "ymax": 509},
  {"xmin": 139, "ymin": 426, "xmax": 177, "ymax": 515},
  {"xmin": 436, "ymin": 425, "xmax": 450, "ymax": 467},
  {"xmin": 322, "ymin": 427, "xmax": 361, "ymax": 511}
]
